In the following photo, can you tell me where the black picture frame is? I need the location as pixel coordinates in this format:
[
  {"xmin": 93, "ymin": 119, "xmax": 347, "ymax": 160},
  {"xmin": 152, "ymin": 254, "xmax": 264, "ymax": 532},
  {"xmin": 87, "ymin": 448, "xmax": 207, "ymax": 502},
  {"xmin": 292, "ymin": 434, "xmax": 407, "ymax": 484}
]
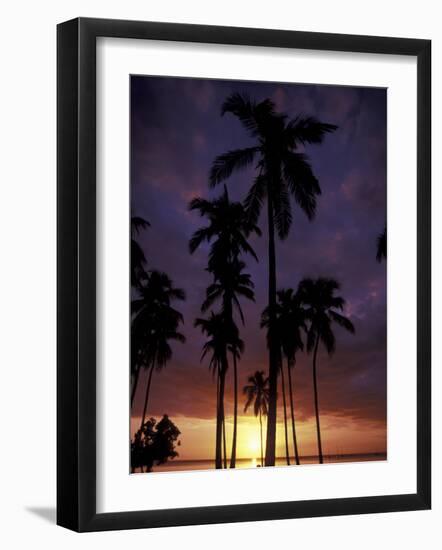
[{"xmin": 57, "ymin": 17, "xmax": 431, "ymax": 532}]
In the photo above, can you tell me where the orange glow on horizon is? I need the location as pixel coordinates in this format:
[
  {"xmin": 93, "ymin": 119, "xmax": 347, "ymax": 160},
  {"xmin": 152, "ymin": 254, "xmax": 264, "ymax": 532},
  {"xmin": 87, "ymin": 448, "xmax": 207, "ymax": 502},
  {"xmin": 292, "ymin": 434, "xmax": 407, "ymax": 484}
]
[{"xmin": 131, "ymin": 412, "xmax": 386, "ymax": 462}]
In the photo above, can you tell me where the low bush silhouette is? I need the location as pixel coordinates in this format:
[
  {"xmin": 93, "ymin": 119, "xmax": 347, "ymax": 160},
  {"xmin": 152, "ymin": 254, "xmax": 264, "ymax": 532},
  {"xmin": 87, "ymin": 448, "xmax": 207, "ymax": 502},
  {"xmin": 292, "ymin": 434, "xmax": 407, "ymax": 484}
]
[{"xmin": 131, "ymin": 415, "xmax": 181, "ymax": 472}]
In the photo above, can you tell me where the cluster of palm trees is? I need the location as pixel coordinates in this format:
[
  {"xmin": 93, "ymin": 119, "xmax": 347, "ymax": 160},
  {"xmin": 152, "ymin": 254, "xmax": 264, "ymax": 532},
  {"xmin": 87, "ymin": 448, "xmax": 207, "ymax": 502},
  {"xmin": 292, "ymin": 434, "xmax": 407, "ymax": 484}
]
[
  {"xmin": 190, "ymin": 92, "xmax": 355, "ymax": 467},
  {"xmin": 190, "ymin": 186, "xmax": 259, "ymax": 468},
  {"xmin": 239, "ymin": 277, "xmax": 356, "ymax": 468},
  {"xmin": 130, "ymin": 216, "xmax": 186, "ymax": 436},
  {"xmin": 131, "ymin": 91, "xmax": 363, "ymax": 470}
]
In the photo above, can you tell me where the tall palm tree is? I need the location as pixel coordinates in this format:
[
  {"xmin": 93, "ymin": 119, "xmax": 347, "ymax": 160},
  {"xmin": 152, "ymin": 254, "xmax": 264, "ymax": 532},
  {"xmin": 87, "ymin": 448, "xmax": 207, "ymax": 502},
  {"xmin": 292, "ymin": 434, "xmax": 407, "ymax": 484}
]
[
  {"xmin": 195, "ymin": 312, "xmax": 231, "ymax": 469},
  {"xmin": 244, "ymin": 371, "xmax": 269, "ymax": 467},
  {"xmin": 131, "ymin": 271, "xmax": 185, "ymax": 421},
  {"xmin": 210, "ymin": 93, "xmax": 337, "ymax": 465},
  {"xmin": 190, "ymin": 187, "xmax": 259, "ymax": 468},
  {"xmin": 261, "ymin": 289, "xmax": 306, "ymax": 465},
  {"xmin": 131, "ymin": 216, "xmax": 150, "ymax": 288},
  {"xmin": 297, "ymin": 278, "xmax": 355, "ymax": 464},
  {"xmin": 376, "ymin": 226, "xmax": 387, "ymax": 262},
  {"xmin": 266, "ymin": 289, "xmax": 306, "ymax": 464},
  {"xmin": 260, "ymin": 307, "xmax": 289, "ymax": 465},
  {"xmin": 202, "ymin": 259, "xmax": 254, "ymax": 468}
]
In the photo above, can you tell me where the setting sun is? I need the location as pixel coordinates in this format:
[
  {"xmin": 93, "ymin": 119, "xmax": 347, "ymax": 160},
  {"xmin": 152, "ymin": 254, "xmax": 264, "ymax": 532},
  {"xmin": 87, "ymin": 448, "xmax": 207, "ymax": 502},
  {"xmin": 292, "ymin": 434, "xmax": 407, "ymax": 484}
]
[{"xmin": 247, "ymin": 437, "xmax": 261, "ymax": 457}]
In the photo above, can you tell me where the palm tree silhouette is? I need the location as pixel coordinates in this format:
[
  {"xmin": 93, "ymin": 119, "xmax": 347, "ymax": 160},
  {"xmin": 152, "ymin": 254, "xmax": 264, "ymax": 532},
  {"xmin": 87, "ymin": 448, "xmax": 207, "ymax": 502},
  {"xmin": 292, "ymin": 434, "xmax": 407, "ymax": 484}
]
[
  {"xmin": 260, "ymin": 304, "xmax": 289, "ymax": 465},
  {"xmin": 297, "ymin": 278, "xmax": 355, "ymax": 463},
  {"xmin": 201, "ymin": 259, "xmax": 254, "ymax": 467},
  {"xmin": 195, "ymin": 312, "xmax": 231, "ymax": 469},
  {"xmin": 131, "ymin": 271, "xmax": 186, "ymax": 423},
  {"xmin": 243, "ymin": 371, "xmax": 269, "ymax": 467},
  {"xmin": 261, "ymin": 289, "xmax": 306, "ymax": 465},
  {"xmin": 189, "ymin": 185, "xmax": 261, "ymax": 269},
  {"xmin": 376, "ymin": 226, "xmax": 386, "ymax": 262},
  {"xmin": 210, "ymin": 93, "xmax": 337, "ymax": 465},
  {"xmin": 189, "ymin": 187, "xmax": 258, "ymax": 468},
  {"xmin": 131, "ymin": 216, "xmax": 150, "ymax": 288}
]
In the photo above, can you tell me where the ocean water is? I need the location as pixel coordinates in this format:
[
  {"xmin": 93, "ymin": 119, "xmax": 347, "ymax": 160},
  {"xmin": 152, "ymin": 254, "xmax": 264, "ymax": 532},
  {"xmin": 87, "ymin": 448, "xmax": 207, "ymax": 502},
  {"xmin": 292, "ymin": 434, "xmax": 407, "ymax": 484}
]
[{"xmin": 135, "ymin": 452, "xmax": 387, "ymax": 474}]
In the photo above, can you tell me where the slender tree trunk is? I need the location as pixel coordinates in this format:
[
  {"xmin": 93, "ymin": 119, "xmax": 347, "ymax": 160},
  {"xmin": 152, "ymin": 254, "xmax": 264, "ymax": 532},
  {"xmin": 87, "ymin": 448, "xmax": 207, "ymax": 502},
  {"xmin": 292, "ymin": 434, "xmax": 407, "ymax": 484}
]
[
  {"xmin": 280, "ymin": 360, "xmax": 290, "ymax": 465},
  {"xmin": 140, "ymin": 362, "xmax": 155, "ymax": 430},
  {"xmin": 222, "ymin": 355, "xmax": 228, "ymax": 469},
  {"xmin": 230, "ymin": 350, "xmax": 238, "ymax": 468},
  {"xmin": 222, "ymin": 410, "xmax": 227, "ymax": 469},
  {"xmin": 217, "ymin": 357, "xmax": 228, "ymax": 469},
  {"xmin": 287, "ymin": 358, "xmax": 300, "ymax": 465},
  {"xmin": 215, "ymin": 368, "xmax": 224, "ymax": 469},
  {"xmin": 265, "ymin": 192, "xmax": 278, "ymax": 466},
  {"xmin": 259, "ymin": 411, "xmax": 264, "ymax": 467},
  {"xmin": 312, "ymin": 335, "xmax": 323, "ymax": 464},
  {"xmin": 215, "ymin": 370, "xmax": 220, "ymax": 468},
  {"xmin": 131, "ymin": 366, "xmax": 141, "ymax": 407}
]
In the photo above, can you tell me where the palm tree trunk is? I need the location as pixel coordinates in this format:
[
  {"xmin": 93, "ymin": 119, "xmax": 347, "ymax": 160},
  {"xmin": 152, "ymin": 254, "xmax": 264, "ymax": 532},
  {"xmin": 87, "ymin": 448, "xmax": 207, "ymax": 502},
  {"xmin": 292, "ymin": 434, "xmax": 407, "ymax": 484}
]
[
  {"xmin": 217, "ymin": 362, "xmax": 228, "ymax": 469},
  {"xmin": 140, "ymin": 362, "xmax": 155, "ymax": 430},
  {"xmin": 259, "ymin": 410, "xmax": 264, "ymax": 467},
  {"xmin": 215, "ymin": 369, "xmax": 223, "ymax": 469},
  {"xmin": 222, "ymin": 411, "xmax": 227, "ymax": 469},
  {"xmin": 230, "ymin": 350, "xmax": 238, "ymax": 468},
  {"xmin": 131, "ymin": 366, "xmax": 140, "ymax": 407},
  {"xmin": 312, "ymin": 334, "xmax": 323, "ymax": 464},
  {"xmin": 280, "ymin": 360, "xmax": 290, "ymax": 465},
  {"xmin": 265, "ymin": 192, "xmax": 278, "ymax": 466},
  {"xmin": 287, "ymin": 358, "xmax": 300, "ymax": 465},
  {"xmin": 215, "ymin": 370, "xmax": 221, "ymax": 468}
]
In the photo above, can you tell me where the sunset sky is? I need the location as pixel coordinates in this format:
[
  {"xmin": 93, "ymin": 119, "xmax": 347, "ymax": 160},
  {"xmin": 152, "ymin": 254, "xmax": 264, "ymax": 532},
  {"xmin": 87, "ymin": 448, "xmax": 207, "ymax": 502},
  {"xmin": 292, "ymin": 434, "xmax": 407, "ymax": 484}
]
[{"xmin": 130, "ymin": 75, "xmax": 387, "ymax": 462}]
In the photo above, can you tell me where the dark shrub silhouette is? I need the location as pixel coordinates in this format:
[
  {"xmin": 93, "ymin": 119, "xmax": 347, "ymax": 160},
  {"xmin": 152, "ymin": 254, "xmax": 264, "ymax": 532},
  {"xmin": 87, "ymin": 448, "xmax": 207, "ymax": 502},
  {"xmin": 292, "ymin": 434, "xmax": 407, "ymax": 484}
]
[{"xmin": 131, "ymin": 415, "xmax": 181, "ymax": 473}]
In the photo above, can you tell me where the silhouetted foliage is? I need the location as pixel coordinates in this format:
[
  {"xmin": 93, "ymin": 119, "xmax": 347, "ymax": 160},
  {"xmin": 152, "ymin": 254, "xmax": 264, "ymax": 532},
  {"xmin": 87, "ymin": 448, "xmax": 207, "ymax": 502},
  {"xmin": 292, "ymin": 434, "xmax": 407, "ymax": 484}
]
[
  {"xmin": 261, "ymin": 288, "xmax": 306, "ymax": 465},
  {"xmin": 243, "ymin": 371, "xmax": 269, "ymax": 467},
  {"xmin": 131, "ymin": 415, "xmax": 181, "ymax": 473},
  {"xmin": 376, "ymin": 226, "xmax": 387, "ymax": 262},
  {"xmin": 131, "ymin": 270, "xmax": 186, "ymax": 415},
  {"xmin": 189, "ymin": 185, "xmax": 261, "ymax": 269},
  {"xmin": 194, "ymin": 312, "xmax": 231, "ymax": 469},
  {"xmin": 211, "ymin": 92, "xmax": 337, "ymax": 466},
  {"xmin": 298, "ymin": 277, "xmax": 355, "ymax": 463},
  {"xmin": 131, "ymin": 216, "xmax": 150, "ymax": 288},
  {"xmin": 190, "ymin": 186, "xmax": 257, "ymax": 468}
]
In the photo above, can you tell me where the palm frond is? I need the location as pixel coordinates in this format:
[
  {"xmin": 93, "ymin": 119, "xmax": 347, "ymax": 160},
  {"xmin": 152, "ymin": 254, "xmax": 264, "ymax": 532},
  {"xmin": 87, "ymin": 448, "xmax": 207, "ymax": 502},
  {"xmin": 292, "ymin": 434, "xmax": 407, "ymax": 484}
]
[
  {"xmin": 320, "ymin": 323, "xmax": 336, "ymax": 355},
  {"xmin": 131, "ymin": 216, "xmax": 150, "ymax": 235},
  {"xmin": 189, "ymin": 227, "xmax": 211, "ymax": 254},
  {"xmin": 272, "ymin": 182, "xmax": 292, "ymax": 239},
  {"xmin": 188, "ymin": 197, "xmax": 213, "ymax": 216},
  {"xmin": 244, "ymin": 173, "xmax": 267, "ymax": 226},
  {"xmin": 286, "ymin": 116, "xmax": 338, "ymax": 147},
  {"xmin": 329, "ymin": 310, "xmax": 355, "ymax": 334},
  {"xmin": 283, "ymin": 152, "xmax": 321, "ymax": 221},
  {"xmin": 209, "ymin": 147, "xmax": 259, "ymax": 187},
  {"xmin": 221, "ymin": 93, "xmax": 276, "ymax": 138}
]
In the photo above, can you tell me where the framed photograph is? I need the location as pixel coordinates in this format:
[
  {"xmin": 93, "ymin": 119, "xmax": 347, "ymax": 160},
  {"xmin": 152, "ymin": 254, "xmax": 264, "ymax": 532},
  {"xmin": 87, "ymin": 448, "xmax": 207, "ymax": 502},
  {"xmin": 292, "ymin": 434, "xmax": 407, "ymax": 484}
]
[{"xmin": 57, "ymin": 17, "xmax": 431, "ymax": 532}]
